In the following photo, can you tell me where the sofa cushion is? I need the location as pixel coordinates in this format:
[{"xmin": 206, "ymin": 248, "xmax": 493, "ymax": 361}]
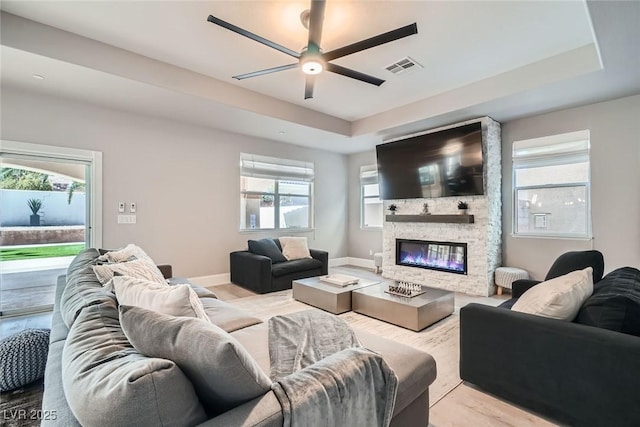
[
  {"xmin": 279, "ymin": 236, "xmax": 312, "ymax": 261},
  {"xmin": 271, "ymin": 258, "xmax": 323, "ymax": 278},
  {"xmin": 112, "ymin": 276, "xmax": 209, "ymax": 321},
  {"xmin": 119, "ymin": 305, "xmax": 273, "ymax": 417},
  {"xmin": 231, "ymin": 322, "xmax": 436, "ymax": 417},
  {"xmin": 512, "ymin": 267, "xmax": 593, "ymax": 320},
  {"xmin": 60, "ymin": 248, "xmax": 114, "ymax": 328},
  {"xmin": 575, "ymin": 267, "xmax": 640, "ymax": 336},
  {"xmin": 200, "ymin": 298, "xmax": 262, "ymax": 332},
  {"xmin": 92, "ymin": 259, "xmax": 166, "ymax": 286},
  {"xmin": 62, "ymin": 300, "xmax": 207, "ymax": 427},
  {"xmin": 248, "ymin": 239, "xmax": 287, "ymax": 263}
]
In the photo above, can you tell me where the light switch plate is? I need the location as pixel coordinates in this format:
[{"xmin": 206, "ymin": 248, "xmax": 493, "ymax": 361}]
[{"xmin": 117, "ymin": 214, "xmax": 137, "ymax": 224}]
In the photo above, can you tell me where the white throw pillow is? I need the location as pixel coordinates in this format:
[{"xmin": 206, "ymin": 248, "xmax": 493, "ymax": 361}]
[
  {"xmin": 279, "ymin": 236, "xmax": 312, "ymax": 260},
  {"xmin": 93, "ymin": 259, "xmax": 166, "ymax": 286},
  {"xmin": 98, "ymin": 243, "xmax": 154, "ymax": 264},
  {"xmin": 512, "ymin": 267, "xmax": 594, "ymax": 320},
  {"xmin": 112, "ymin": 276, "xmax": 209, "ymax": 321}
]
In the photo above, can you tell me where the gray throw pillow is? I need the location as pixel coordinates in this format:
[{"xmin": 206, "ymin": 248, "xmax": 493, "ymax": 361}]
[
  {"xmin": 119, "ymin": 305, "xmax": 273, "ymax": 416},
  {"xmin": 248, "ymin": 238, "xmax": 287, "ymax": 263},
  {"xmin": 62, "ymin": 300, "xmax": 207, "ymax": 426}
]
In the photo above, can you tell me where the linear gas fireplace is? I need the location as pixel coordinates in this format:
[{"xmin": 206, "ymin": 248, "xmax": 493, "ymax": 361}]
[{"xmin": 396, "ymin": 239, "xmax": 467, "ymax": 275}]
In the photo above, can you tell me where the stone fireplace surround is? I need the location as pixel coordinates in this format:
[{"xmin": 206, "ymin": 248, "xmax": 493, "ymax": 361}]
[{"xmin": 381, "ymin": 117, "xmax": 502, "ymax": 296}]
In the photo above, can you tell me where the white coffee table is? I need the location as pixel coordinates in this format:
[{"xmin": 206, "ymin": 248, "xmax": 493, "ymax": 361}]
[{"xmin": 292, "ymin": 276, "xmax": 379, "ymax": 314}]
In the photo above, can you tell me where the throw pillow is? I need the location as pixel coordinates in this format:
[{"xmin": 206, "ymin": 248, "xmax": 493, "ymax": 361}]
[
  {"xmin": 112, "ymin": 276, "xmax": 209, "ymax": 321},
  {"xmin": 98, "ymin": 243, "xmax": 154, "ymax": 264},
  {"xmin": 575, "ymin": 267, "xmax": 640, "ymax": 336},
  {"xmin": 119, "ymin": 305, "xmax": 273, "ymax": 416},
  {"xmin": 63, "ymin": 301, "xmax": 207, "ymax": 426},
  {"xmin": 512, "ymin": 267, "xmax": 594, "ymax": 321},
  {"xmin": 92, "ymin": 259, "xmax": 166, "ymax": 286},
  {"xmin": 279, "ymin": 236, "xmax": 312, "ymax": 261},
  {"xmin": 248, "ymin": 238, "xmax": 287, "ymax": 263}
]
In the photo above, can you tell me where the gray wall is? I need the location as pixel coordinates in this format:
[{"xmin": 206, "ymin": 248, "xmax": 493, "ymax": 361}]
[
  {"xmin": 347, "ymin": 150, "xmax": 383, "ymax": 259},
  {"xmin": 502, "ymin": 94, "xmax": 640, "ymax": 280},
  {"xmin": 1, "ymin": 87, "xmax": 348, "ymax": 277}
]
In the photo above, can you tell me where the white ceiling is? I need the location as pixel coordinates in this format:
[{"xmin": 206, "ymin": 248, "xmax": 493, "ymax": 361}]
[{"xmin": 1, "ymin": 1, "xmax": 639, "ymax": 154}]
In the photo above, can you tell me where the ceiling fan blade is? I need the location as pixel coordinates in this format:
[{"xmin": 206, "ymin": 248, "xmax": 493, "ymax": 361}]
[
  {"xmin": 308, "ymin": 0, "xmax": 326, "ymax": 48},
  {"xmin": 323, "ymin": 23, "xmax": 418, "ymax": 61},
  {"xmin": 207, "ymin": 15, "xmax": 300, "ymax": 58},
  {"xmin": 304, "ymin": 75, "xmax": 316, "ymax": 99},
  {"xmin": 233, "ymin": 63, "xmax": 298, "ymax": 80},
  {"xmin": 326, "ymin": 63, "xmax": 385, "ymax": 86}
]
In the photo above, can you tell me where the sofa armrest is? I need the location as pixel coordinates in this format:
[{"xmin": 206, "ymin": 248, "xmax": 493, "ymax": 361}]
[
  {"xmin": 511, "ymin": 279, "xmax": 541, "ymax": 298},
  {"xmin": 157, "ymin": 264, "xmax": 172, "ymax": 279},
  {"xmin": 230, "ymin": 251, "xmax": 272, "ymax": 292},
  {"xmin": 197, "ymin": 391, "xmax": 282, "ymax": 427},
  {"xmin": 309, "ymin": 249, "xmax": 329, "ymax": 275},
  {"xmin": 460, "ymin": 303, "xmax": 640, "ymax": 426}
]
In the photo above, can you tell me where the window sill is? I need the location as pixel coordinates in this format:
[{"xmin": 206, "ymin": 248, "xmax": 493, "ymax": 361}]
[
  {"xmin": 510, "ymin": 233, "xmax": 593, "ymax": 241},
  {"xmin": 360, "ymin": 226, "xmax": 383, "ymax": 231},
  {"xmin": 239, "ymin": 228, "xmax": 315, "ymax": 234}
]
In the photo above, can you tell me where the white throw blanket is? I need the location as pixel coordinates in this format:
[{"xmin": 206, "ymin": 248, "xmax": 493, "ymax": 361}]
[{"xmin": 268, "ymin": 310, "xmax": 398, "ymax": 427}]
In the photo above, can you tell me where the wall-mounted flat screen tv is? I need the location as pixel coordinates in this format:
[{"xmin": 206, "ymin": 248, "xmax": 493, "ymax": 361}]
[{"xmin": 376, "ymin": 122, "xmax": 484, "ymax": 200}]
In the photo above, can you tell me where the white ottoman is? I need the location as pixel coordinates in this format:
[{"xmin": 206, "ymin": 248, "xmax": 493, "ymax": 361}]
[
  {"xmin": 495, "ymin": 267, "xmax": 529, "ymax": 296},
  {"xmin": 374, "ymin": 252, "xmax": 383, "ymax": 274}
]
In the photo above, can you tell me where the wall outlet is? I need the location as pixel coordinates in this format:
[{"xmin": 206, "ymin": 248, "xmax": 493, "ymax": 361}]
[
  {"xmin": 118, "ymin": 202, "xmax": 125, "ymax": 213},
  {"xmin": 369, "ymin": 249, "xmax": 374, "ymax": 256},
  {"xmin": 130, "ymin": 202, "xmax": 137, "ymax": 213}
]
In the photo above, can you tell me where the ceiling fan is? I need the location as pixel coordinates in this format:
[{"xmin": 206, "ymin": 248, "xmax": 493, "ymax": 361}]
[{"xmin": 207, "ymin": 0, "xmax": 418, "ymax": 99}]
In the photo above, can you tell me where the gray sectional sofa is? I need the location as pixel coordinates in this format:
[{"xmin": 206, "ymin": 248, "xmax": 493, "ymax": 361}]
[{"xmin": 43, "ymin": 248, "xmax": 436, "ymax": 426}]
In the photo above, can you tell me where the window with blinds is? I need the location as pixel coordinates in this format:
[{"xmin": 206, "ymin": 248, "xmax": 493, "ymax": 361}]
[
  {"xmin": 239, "ymin": 153, "xmax": 314, "ymax": 230},
  {"xmin": 512, "ymin": 130, "xmax": 591, "ymax": 238},
  {"xmin": 360, "ymin": 165, "xmax": 382, "ymax": 228}
]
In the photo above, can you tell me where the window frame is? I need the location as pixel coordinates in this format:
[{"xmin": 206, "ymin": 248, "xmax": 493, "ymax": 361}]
[
  {"xmin": 360, "ymin": 165, "xmax": 382, "ymax": 230},
  {"xmin": 239, "ymin": 153, "xmax": 314, "ymax": 232},
  {"xmin": 511, "ymin": 130, "xmax": 592, "ymax": 239}
]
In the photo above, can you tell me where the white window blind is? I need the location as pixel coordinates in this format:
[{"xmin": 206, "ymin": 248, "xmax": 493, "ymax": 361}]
[{"xmin": 512, "ymin": 130, "xmax": 591, "ymax": 238}]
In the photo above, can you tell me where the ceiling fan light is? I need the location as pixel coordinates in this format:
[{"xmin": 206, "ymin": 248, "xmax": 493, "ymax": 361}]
[{"xmin": 302, "ymin": 59, "xmax": 323, "ymax": 75}]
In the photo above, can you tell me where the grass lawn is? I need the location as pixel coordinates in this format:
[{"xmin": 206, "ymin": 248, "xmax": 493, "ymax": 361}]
[{"xmin": 0, "ymin": 244, "xmax": 85, "ymax": 261}]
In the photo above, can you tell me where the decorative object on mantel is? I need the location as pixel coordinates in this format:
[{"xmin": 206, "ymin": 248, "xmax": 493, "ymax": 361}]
[
  {"xmin": 385, "ymin": 281, "xmax": 426, "ymax": 298},
  {"xmin": 457, "ymin": 201, "xmax": 468, "ymax": 215},
  {"xmin": 386, "ymin": 214, "xmax": 474, "ymax": 224},
  {"xmin": 388, "ymin": 204, "xmax": 398, "ymax": 215},
  {"xmin": 421, "ymin": 203, "xmax": 431, "ymax": 215}
]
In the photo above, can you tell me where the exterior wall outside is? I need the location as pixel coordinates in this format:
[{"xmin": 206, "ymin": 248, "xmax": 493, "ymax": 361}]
[
  {"xmin": 0, "ymin": 87, "xmax": 349, "ymax": 278},
  {"xmin": 502, "ymin": 94, "xmax": 640, "ymax": 280},
  {"xmin": 0, "ymin": 189, "xmax": 85, "ymax": 226}
]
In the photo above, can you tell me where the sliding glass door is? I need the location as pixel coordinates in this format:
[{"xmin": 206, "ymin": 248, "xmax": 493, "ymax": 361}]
[{"xmin": 0, "ymin": 141, "xmax": 102, "ymax": 317}]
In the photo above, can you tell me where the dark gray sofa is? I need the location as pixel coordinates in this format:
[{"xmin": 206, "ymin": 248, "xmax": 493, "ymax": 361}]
[
  {"xmin": 230, "ymin": 238, "xmax": 328, "ymax": 294},
  {"xmin": 460, "ymin": 263, "xmax": 640, "ymax": 426},
  {"xmin": 42, "ymin": 248, "xmax": 436, "ymax": 426}
]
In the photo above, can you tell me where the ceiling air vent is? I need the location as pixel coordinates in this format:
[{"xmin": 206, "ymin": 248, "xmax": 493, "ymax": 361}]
[{"xmin": 385, "ymin": 56, "xmax": 423, "ymax": 76}]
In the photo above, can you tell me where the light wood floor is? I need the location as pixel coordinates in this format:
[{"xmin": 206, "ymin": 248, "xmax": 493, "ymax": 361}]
[{"xmin": 212, "ymin": 266, "xmax": 560, "ymax": 427}]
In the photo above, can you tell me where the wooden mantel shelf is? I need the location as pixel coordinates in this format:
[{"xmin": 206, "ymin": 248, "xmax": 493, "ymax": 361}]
[{"xmin": 385, "ymin": 214, "xmax": 475, "ymax": 224}]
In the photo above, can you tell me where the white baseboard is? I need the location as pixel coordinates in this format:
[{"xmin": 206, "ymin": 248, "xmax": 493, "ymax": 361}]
[
  {"xmin": 328, "ymin": 257, "xmax": 349, "ymax": 267},
  {"xmin": 189, "ymin": 257, "xmax": 376, "ymax": 285},
  {"xmin": 330, "ymin": 257, "xmax": 375, "ymax": 270},
  {"xmin": 188, "ymin": 273, "xmax": 230, "ymax": 286},
  {"xmin": 345, "ymin": 257, "xmax": 376, "ymax": 270}
]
